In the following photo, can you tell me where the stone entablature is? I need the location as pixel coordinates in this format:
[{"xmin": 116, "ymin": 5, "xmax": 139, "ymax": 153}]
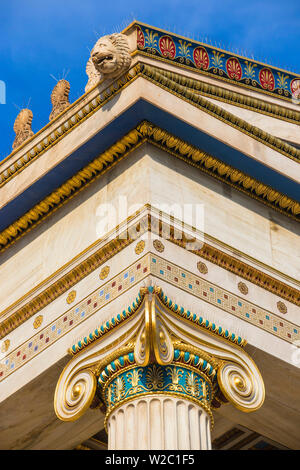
[
  {"xmin": 0, "ymin": 119, "xmax": 299, "ymax": 259},
  {"xmin": 1, "ymin": 208, "xmax": 298, "ymax": 338},
  {"xmin": 1, "ymin": 62, "xmax": 299, "ymax": 192},
  {"xmin": 1, "ymin": 214, "xmax": 298, "ymax": 399}
]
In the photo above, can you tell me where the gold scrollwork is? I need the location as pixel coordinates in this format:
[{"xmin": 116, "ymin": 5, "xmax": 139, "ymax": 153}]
[
  {"xmin": 152, "ymin": 315, "xmax": 174, "ymax": 365},
  {"xmin": 166, "ymin": 366, "xmax": 184, "ymax": 390},
  {"xmin": 126, "ymin": 368, "xmax": 143, "ymax": 391},
  {"xmin": 134, "ymin": 324, "xmax": 150, "ymax": 366},
  {"xmin": 54, "ymin": 368, "xmax": 97, "ymax": 421},
  {"xmin": 217, "ymin": 361, "xmax": 265, "ymax": 412},
  {"xmin": 134, "ymin": 297, "xmax": 174, "ymax": 366}
]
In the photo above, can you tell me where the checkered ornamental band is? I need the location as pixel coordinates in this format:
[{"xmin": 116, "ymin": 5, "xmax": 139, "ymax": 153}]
[{"xmin": 1, "ymin": 252, "xmax": 299, "ymax": 382}]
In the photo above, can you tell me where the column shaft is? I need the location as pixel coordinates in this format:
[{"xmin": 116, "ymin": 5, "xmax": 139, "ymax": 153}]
[{"xmin": 107, "ymin": 395, "xmax": 211, "ymax": 450}]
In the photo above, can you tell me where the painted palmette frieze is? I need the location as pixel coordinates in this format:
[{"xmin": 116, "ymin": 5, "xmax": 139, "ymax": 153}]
[{"xmin": 135, "ymin": 24, "xmax": 300, "ymax": 102}]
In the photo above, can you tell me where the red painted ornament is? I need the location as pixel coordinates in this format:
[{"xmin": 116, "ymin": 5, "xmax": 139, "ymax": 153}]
[
  {"xmin": 137, "ymin": 26, "xmax": 145, "ymax": 49},
  {"xmin": 226, "ymin": 57, "xmax": 242, "ymax": 80},
  {"xmin": 259, "ymin": 68, "xmax": 275, "ymax": 91},
  {"xmin": 193, "ymin": 46, "xmax": 209, "ymax": 70},
  {"xmin": 159, "ymin": 35, "xmax": 176, "ymax": 59},
  {"xmin": 291, "ymin": 78, "xmax": 300, "ymax": 99}
]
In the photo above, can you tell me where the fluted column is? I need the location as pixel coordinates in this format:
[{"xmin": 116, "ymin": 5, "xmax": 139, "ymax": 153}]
[
  {"xmin": 97, "ymin": 349, "xmax": 216, "ymax": 450},
  {"xmin": 107, "ymin": 395, "xmax": 211, "ymax": 450}
]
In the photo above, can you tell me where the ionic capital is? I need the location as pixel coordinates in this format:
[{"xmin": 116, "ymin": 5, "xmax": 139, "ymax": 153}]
[{"xmin": 54, "ymin": 286, "xmax": 265, "ymax": 428}]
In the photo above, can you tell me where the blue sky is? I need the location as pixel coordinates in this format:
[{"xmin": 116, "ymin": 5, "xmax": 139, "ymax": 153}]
[{"xmin": 0, "ymin": 0, "xmax": 299, "ymax": 159}]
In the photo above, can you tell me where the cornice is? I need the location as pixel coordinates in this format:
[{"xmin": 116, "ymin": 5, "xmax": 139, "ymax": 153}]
[
  {"xmin": 143, "ymin": 122, "xmax": 299, "ymax": 217},
  {"xmin": 0, "ymin": 120, "xmax": 299, "ymax": 257},
  {"xmin": 142, "ymin": 63, "xmax": 300, "ymax": 125},
  {"xmin": 0, "ymin": 64, "xmax": 141, "ymax": 188},
  {"xmin": 139, "ymin": 64, "xmax": 300, "ymax": 164},
  {"xmin": 125, "ymin": 21, "xmax": 299, "ymax": 79},
  {"xmin": 0, "ymin": 212, "xmax": 299, "ymax": 341},
  {"xmin": 149, "ymin": 215, "xmax": 300, "ymax": 304},
  {"xmin": 127, "ymin": 22, "xmax": 300, "ymax": 103},
  {"xmin": 1, "ymin": 62, "xmax": 299, "ymax": 192}
]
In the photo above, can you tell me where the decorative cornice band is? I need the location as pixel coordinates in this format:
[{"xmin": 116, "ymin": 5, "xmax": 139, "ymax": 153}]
[
  {"xmin": 141, "ymin": 122, "xmax": 300, "ymax": 217},
  {"xmin": 154, "ymin": 286, "xmax": 247, "ymax": 347},
  {"xmin": 0, "ymin": 127, "xmax": 146, "ymax": 252},
  {"xmin": 132, "ymin": 22, "xmax": 300, "ymax": 103},
  {"xmin": 140, "ymin": 64, "xmax": 300, "ymax": 164},
  {"xmin": 1, "ymin": 61, "xmax": 299, "ymax": 189},
  {"xmin": 148, "ymin": 216, "xmax": 300, "ymax": 305},
  {"xmin": 141, "ymin": 64, "xmax": 300, "ymax": 125},
  {"xmin": 1, "ymin": 212, "xmax": 299, "ymax": 340},
  {"xmin": 1, "ymin": 120, "xmax": 299, "ymax": 258},
  {"xmin": 193, "ymin": 244, "xmax": 300, "ymax": 304}
]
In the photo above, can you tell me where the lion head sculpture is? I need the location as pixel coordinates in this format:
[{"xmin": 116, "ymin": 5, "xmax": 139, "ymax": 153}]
[{"xmin": 85, "ymin": 33, "xmax": 132, "ymax": 92}]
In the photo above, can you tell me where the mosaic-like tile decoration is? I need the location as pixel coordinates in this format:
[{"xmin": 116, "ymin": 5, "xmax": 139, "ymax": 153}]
[
  {"xmin": 136, "ymin": 24, "xmax": 300, "ymax": 101},
  {"xmin": 0, "ymin": 255, "xmax": 150, "ymax": 382},
  {"xmin": 1, "ymin": 252, "xmax": 299, "ymax": 382},
  {"xmin": 150, "ymin": 255, "xmax": 299, "ymax": 345},
  {"xmin": 99, "ymin": 353, "xmax": 216, "ymax": 414}
]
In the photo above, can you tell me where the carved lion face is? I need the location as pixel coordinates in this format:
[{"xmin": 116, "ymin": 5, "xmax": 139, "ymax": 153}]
[
  {"xmin": 85, "ymin": 33, "xmax": 132, "ymax": 92},
  {"xmin": 91, "ymin": 37, "xmax": 120, "ymax": 76}
]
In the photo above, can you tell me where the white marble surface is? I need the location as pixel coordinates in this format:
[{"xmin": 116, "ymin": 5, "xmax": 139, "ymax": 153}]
[
  {"xmin": 1, "ymin": 144, "xmax": 299, "ymax": 315},
  {"xmin": 108, "ymin": 396, "xmax": 211, "ymax": 450}
]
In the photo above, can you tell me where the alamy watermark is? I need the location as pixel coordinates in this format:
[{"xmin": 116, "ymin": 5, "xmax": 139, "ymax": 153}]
[
  {"xmin": 0, "ymin": 80, "xmax": 6, "ymax": 104},
  {"xmin": 95, "ymin": 198, "xmax": 205, "ymax": 250}
]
